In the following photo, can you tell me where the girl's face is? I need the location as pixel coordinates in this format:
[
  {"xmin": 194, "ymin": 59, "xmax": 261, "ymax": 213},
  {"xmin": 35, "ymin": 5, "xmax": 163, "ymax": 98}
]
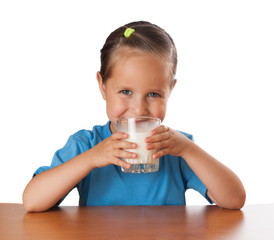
[{"xmin": 97, "ymin": 49, "xmax": 176, "ymax": 133}]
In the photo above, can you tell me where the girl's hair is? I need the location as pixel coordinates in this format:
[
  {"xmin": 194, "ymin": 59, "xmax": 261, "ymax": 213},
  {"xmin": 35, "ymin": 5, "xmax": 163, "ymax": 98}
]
[{"xmin": 99, "ymin": 21, "xmax": 177, "ymax": 84}]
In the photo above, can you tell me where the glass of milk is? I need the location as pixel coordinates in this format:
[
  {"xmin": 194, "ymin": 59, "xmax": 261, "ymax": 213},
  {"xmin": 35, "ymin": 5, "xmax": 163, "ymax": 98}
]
[{"xmin": 117, "ymin": 116, "xmax": 161, "ymax": 173}]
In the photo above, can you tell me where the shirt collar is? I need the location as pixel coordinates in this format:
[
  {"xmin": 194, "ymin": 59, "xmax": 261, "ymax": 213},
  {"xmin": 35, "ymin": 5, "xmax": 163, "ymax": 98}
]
[{"xmin": 101, "ymin": 121, "xmax": 112, "ymax": 139}]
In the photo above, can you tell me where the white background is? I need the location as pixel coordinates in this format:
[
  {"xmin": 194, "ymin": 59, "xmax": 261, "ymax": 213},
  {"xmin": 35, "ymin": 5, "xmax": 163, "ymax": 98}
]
[{"xmin": 1, "ymin": 0, "xmax": 273, "ymax": 207}]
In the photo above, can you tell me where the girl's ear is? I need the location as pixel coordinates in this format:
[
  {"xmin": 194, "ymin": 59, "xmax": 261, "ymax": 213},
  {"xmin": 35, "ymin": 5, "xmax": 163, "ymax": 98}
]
[
  {"xmin": 167, "ymin": 79, "xmax": 177, "ymax": 98},
  {"xmin": 97, "ymin": 72, "xmax": 106, "ymax": 100},
  {"xmin": 168, "ymin": 79, "xmax": 177, "ymax": 97},
  {"xmin": 171, "ymin": 79, "xmax": 177, "ymax": 91}
]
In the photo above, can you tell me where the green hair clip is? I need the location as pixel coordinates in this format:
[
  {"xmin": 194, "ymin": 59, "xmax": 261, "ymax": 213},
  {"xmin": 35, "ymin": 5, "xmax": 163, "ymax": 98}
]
[{"xmin": 124, "ymin": 28, "xmax": 135, "ymax": 38}]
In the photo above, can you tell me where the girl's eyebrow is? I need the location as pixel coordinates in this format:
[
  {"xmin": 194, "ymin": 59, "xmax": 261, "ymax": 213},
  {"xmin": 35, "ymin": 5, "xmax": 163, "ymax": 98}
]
[
  {"xmin": 147, "ymin": 87, "xmax": 167, "ymax": 94},
  {"xmin": 113, "ymin": 84, "xmax": 167, "ymax": 94},
  {"xmin": 115, "ymin": 85, "xmax": 133, "ymax": 90},
  {"xmin": 150, "ymin": 89, "xmax": 164, "ymax": 93}
]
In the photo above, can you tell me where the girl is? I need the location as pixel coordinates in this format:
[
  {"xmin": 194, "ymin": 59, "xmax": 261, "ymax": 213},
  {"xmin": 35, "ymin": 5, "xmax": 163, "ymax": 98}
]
[{"xmin": 23, "ymin": 21, "xmax": 246, "ymax": 212}]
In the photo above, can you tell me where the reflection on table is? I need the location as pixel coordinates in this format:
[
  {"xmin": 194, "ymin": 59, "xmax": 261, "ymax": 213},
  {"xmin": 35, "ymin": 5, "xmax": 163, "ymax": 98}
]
[{"xmin": 0, "ymin": 203, "xmax": 273, "ymax": 239}]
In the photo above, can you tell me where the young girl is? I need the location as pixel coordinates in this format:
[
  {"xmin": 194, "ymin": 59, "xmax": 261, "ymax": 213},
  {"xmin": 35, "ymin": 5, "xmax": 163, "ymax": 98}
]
[{"xmin": 23, "ymin": 21, "xmax": 246, "ymax": 212}]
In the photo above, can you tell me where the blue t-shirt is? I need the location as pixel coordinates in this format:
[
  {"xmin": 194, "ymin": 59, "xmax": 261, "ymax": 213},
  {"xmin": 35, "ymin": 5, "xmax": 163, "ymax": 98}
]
[{"xmin": 34, "ymin": 122, "xmax": 213, "ymax": 206}]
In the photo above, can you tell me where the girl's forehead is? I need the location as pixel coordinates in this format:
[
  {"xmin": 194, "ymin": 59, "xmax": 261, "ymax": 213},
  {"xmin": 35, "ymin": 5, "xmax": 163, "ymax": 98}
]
[
  {"xmin": 112, "ymin": 47, "xmax": 154, "ymax": 63},
  {"xmin": 110, "ymin": 47, "xmax": 173, "ymax": 78},
  {"xmin": 114, "ymin": 46, "xmax": 171, "ymax": 62},
  {"xmin": 106, "ymin": 57, "xmax": 173, "ymax": 93}
]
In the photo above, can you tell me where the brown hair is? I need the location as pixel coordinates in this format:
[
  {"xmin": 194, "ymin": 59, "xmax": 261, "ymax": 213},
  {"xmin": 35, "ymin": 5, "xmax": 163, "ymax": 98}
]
[{"xmin": 99, "ymin": 21, "xmax": 177, "ymax": 84}]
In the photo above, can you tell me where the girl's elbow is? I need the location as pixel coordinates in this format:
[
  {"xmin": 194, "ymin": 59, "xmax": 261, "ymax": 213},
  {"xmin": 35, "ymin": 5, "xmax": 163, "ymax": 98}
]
[
  {"xmin": 227, "ymin": 190, "xmax": 246, "ymax": 210},
  {"xmin": 236, "ymin": 187, "xmax": 246, "ymax": 209},
  {"xmin": 23, "ymin": 193, "xmax": 46, "ymax": 212},
  {"xmin": 215, "ymin": 189, "xmax": 246, "ymax": 210},
  {"xmin": 23, "ymin": 200, "xmax": 49, "ymax": 213},
  {"xmin": 23, "ymin": 196, "xmax": 37, "ymax": 212},
  {"xmin": 23, "ymin": 202, "xmax": 35, "ymax": 213},
  {"xmin": 23, "ymin": 196, "xmax": 36, "ymax": 212},
  {"xmin": 235, "ymin": 191, "xmax": 246, "ymax": 209}
]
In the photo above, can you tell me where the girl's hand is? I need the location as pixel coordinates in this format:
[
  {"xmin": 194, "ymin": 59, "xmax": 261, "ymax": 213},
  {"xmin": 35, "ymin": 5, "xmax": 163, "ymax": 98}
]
[
  {"xmin": 89, "ymin": 132, "xmax": 136, "ymax": 169},
  {"xmin": 145, "ymin": 125, "xmax": 191, "ymax": 159},
  {"xmin": 146, "ymin": 125, "xmax": 246, "ymax": 210}
]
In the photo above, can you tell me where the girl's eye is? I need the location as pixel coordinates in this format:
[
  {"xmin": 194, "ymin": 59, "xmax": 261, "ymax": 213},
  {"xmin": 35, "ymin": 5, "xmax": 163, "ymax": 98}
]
[
  {"xmin": 148, "ymin": 92, "xmax": 161, "ymax": 98},
  {"xmin": 120, "ymin": 90, "xmax": 132, "ymax": 95}
]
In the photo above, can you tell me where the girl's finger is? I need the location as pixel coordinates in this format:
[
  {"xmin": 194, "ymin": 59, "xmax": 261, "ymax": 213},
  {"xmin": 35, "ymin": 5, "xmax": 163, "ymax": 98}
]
[
  {"xmin": 114, "ymin": 139, "xmax": 137, "ymax": 149},
  {"xmin": 113, "ymin": 149, "xmax": 137, "ymax": 159},
  {"xmin": 112, "ymin": 131, "xmax": 129, "ymax": 140},
  {"xmin": 111, "ymin": 157, "xmax": 131, "ymax": 169},
  {"xmin": 146, "ymin": 139, "xmax": 169, "ymax": 151},
  {"xmin": 145, "ymin": 131, "xmax": 169, "ymax": 143},
  {"xmin": 150, "ymin": 125, "xmax": 169, "ymax": 135},
  {"xmin": 153, "ymin": 148, "xmax": 168, "ymax": 159}
]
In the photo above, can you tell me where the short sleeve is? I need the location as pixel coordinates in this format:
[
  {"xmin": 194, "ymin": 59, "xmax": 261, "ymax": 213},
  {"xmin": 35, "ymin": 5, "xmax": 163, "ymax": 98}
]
[
  {"xmin": 33, "ymin": 134, "xmax": 86, "ymax": 176},
  {"xmin": 185, "ymin": 169, "xmax": 213, "ymax": 204},
  {"xmin": 178, "ymin": 131, "xmax": 214, "ymax": 204},
  {"xmin": 32, "ymin": 134, "xmax": 87, "ymax": 206}
]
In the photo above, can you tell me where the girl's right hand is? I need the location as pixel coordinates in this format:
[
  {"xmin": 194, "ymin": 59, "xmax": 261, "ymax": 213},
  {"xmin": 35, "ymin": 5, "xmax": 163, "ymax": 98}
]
[{"xmin": 89, "ymin": 132, "xmax": 136, "ymax": 169}]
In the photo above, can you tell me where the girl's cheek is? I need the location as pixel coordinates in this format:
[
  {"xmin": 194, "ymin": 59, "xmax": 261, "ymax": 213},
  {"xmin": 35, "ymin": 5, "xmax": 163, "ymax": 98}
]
[
  {"xmin": 151, "ymin": 102, "xmax": 167, "ymax": 122},
  {"xmin": 106, "ymin": 97, "xmax": 129, "ymax": 118}
]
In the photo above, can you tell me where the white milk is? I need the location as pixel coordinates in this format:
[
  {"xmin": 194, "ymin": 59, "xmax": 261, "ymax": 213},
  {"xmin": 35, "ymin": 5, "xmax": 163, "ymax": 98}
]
[{"xmin": 125, "ymin": 131, "xmax": 158, "ymax": 164}]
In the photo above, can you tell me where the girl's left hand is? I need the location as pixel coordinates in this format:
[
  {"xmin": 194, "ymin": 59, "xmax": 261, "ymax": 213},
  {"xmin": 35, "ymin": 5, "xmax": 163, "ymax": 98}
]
[{"xmin": 145, "ymin": 125, "xmax": 191, "ymax": 159}]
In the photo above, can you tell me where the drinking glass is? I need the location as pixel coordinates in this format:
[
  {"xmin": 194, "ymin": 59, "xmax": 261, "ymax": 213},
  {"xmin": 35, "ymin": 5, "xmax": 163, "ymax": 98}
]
[{"xmin": 117, "ymin": 116, "xmax": 161, "ymax": 173}]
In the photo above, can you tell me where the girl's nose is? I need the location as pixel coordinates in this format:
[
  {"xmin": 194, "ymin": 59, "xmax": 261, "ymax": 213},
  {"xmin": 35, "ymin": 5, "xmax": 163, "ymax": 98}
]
[{"xmin": 131, "ymin": 97, "xmax": 149, "ymax": 116}]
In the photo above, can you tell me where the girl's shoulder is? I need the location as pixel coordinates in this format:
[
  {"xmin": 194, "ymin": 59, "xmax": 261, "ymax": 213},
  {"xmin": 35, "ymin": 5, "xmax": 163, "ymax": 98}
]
[{"xmin": 71, "ymin": 121, "xmax": 111, "ymax": 147}]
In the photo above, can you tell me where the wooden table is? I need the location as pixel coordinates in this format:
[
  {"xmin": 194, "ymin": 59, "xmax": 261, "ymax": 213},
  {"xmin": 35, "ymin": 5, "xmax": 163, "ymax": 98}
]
[{"xmin": 0, "ymin": 203, "xmax": 273, "ymax": 239}]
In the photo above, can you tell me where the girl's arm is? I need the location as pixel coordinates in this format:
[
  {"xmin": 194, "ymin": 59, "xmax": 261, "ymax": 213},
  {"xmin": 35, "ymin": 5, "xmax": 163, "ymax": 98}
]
[
  {"xmin": 146, "ymin": 125, "xmax": 246, "ymax": 209},
  {"xmin": 23, "ymin": 149, "xmax": 96, "ymax": 212},
  {"xmin": 179, "ymin": 137, "xmax": 246, "ymax": 209},
  {"xmin": 23, "ymin": 132, "xmax": 134, "ymax": 212}
]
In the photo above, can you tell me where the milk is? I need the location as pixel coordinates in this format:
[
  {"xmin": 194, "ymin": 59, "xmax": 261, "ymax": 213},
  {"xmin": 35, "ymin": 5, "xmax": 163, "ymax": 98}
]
[
  {"xmin": 125, "ymin": 131, "xmax": 158, "ymax": 165},
  {"xmin": 117, "ymin": 116, "xmax": 161, "ymax": 173}
]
